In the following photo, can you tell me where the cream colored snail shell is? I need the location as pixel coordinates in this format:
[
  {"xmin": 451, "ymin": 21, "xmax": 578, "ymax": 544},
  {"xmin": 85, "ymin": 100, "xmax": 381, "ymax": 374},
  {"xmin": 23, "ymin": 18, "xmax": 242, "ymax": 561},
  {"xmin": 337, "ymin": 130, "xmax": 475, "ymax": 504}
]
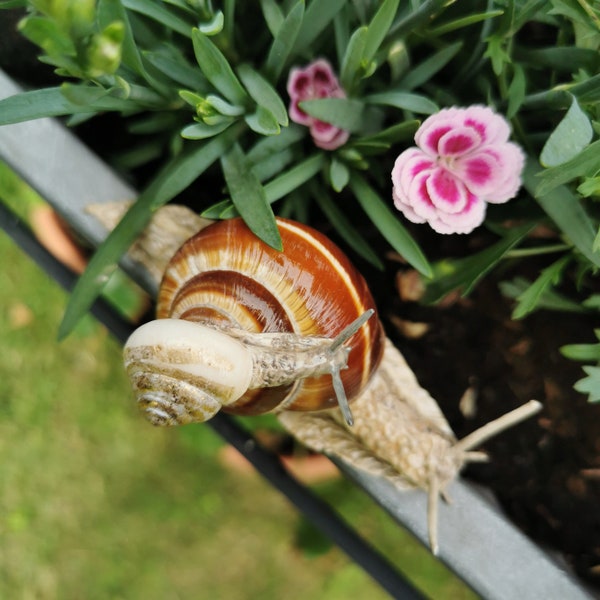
[{"xmin": 124, "ymin": 217, "xmax": 384, "ymax": 426}]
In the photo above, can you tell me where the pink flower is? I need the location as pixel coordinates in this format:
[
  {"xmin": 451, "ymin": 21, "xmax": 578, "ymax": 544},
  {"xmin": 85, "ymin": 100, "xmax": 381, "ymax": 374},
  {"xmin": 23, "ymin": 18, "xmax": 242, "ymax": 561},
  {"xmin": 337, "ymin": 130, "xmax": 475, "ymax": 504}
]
[
  {"xmin": 391, "ymin": 106, "xmax": 525, "ymax": 234},
  {"xmin": 287, "ymin": 59, "xmax": 350, "ymax": 151}
]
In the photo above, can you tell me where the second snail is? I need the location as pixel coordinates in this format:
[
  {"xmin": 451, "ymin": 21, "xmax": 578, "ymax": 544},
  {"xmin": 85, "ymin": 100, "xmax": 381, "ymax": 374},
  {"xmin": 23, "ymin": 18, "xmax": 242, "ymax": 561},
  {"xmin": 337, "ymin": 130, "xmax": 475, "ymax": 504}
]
[{"xmin": 119, "ymin": 208, "xmax": 541, "ymax": 553}]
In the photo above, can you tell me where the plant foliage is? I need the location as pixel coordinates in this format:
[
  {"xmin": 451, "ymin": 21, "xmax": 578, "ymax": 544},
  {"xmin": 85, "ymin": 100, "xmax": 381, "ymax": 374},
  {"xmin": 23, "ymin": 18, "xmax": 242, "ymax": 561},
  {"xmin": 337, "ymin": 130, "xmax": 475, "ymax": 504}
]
[{"xmin": 1, "ymin": 0, "xmax": 600, "ymax": 402}]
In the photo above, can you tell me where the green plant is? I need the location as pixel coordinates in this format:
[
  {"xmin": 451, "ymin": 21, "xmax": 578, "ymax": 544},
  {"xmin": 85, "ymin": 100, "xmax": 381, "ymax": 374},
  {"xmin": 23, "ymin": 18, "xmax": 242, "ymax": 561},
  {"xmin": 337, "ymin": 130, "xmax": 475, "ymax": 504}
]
[{"xmin": 1, "ymin": 0, "xmax": 600, "ymax": 401}]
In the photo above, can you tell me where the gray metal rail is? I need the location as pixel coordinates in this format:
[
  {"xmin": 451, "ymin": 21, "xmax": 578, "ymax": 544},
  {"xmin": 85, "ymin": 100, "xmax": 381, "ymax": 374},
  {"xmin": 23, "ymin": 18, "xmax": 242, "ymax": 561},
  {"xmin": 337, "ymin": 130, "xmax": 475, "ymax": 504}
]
[{"xmin": 0, "ymin": 68, "xmax": 593, "ymax": 599}]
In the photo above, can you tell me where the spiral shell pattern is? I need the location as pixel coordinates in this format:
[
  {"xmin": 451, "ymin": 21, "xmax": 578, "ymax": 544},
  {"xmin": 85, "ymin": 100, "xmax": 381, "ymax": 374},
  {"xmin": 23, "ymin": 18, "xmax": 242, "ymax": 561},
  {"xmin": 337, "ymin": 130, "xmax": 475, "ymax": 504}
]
[{"xmin": 157, "ymin": 217, "xmax": 384, "ymax": 415}]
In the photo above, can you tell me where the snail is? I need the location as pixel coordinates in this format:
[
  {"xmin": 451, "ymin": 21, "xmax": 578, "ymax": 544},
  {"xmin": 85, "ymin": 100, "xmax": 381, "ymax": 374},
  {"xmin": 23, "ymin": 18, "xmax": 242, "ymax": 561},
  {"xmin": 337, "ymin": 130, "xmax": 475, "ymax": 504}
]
[
  {"xmin": 124, "ymin": 217, "xmax": 385, "ymax": 426},
  {"xmin": 113, "ymin": 208, "xmax": 542, "ymax": 553}
]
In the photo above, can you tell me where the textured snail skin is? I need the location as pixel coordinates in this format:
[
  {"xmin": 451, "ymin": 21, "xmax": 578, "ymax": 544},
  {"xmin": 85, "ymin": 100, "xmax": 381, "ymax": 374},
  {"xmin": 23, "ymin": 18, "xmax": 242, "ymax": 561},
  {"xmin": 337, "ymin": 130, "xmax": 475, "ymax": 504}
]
[{"xmin": 125, "ymin": 217, "xmax": 384, "ymax": 423}]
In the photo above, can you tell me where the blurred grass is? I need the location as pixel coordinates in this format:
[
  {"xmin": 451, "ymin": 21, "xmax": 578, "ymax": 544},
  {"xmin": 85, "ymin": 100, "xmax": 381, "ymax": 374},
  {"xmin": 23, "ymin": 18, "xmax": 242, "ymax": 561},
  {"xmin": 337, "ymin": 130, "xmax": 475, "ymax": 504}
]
[{"xmin": 0, "ymin": 164, "xmax": 475, "ymax": 599}]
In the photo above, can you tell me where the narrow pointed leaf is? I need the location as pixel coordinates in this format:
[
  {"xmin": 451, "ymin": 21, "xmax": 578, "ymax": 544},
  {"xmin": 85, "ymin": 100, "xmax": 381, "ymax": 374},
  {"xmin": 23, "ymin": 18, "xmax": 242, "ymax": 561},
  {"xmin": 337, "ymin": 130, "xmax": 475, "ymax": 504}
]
[
  {"xmin": 366, "ymin": 91, "xmax": 438, "ymax": 114},
  {"xmin": 293, "ymin": 0, "xmax": 346, "ymax": 54},
  {"xmin": 221, "ymin": 143, "xmax": 282, "ymax": 250},
  {"xmin": 535, "ymin": 139, "xmax": 600, "ymax": 195},
  {"xmin": 525, "ymin": 160, "xmax": 600, "ymax": 267},
  {"xmin": 363, "ymin": 0, "xmax": 400, "ymax": 64},
  {"xmin": 244, "ymin": 106, "xmax": 280, "ymax": 135},
  {"xmin": 311, "ymin": 183, "xmax": 383, "ymax": 269},
  {"xmin": 207, "ymin": 154, "xmax": 324, "ymax": 219},
  {"xmin": 340, "ymin": 26, "xmax": 368, "ymax": 92},
  {"xmin": 260, "ymin": 0, "xmax": 284, "ymax": 36},
  {"xmin": 300, "ymin": 98, "xmax": 364, "ymax": 132},
  {"xmin": 58, "ymin": 125, "xmax": 242, "ymax": 338},
  {"xmin": 399, "ymin": 41, "xmax": 462, "ymax": 91},
  {"xmin": 237, "ymin": 64, "xmax": 288, "ymax": 126},
  {"xmin": 349, "ymin": 174, "xmax": 431, "ymax": 277},
  {"xmin": 122, "ymin": 0, "xmax": 193, "ymax": 37},
  {"xmin": 192, "ymin": 29, "xmax": 248, "ymax": 105},
  {"xmin": 423, "ymin": 223, "xmax": 535, "ymax": 303},
  {"xmin": 512, "ymin": 256, "xmax": 570, "ymax": 319},
  {"xmin": 265, "ymin": 0, "xmax": 304, "ymax": 82},
  {"xmin": 181, "ymin": 120, "xmax": 232, "ymax": 139}
]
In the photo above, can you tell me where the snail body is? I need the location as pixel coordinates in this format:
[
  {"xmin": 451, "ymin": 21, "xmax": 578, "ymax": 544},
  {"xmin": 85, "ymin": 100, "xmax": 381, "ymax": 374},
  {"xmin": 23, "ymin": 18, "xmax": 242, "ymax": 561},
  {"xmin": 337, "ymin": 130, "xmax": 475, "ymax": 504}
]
[{"xmin": 117, "ymin": 208, "xmax": 541, "ymax": 553}]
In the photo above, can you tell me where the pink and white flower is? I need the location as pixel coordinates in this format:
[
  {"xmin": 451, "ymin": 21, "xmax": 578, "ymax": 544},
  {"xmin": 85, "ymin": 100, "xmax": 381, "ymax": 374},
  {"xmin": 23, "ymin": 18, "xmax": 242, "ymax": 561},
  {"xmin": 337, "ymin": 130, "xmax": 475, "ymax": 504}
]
[
  {"xmin": 287, "ymin": 59, "xmax": 350, "ymax": 151},
  {"xmin": 391, "ymin": 106, "xmax": 525, "ymax": 234}
]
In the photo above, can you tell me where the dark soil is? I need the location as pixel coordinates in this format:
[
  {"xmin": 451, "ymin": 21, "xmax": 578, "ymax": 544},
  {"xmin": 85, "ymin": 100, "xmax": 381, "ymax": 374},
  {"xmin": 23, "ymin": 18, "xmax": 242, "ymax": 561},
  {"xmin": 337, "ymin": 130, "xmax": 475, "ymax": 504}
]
[{"xmin": 378, "ymin": 246, "xmax": 600, "ymax": 591}]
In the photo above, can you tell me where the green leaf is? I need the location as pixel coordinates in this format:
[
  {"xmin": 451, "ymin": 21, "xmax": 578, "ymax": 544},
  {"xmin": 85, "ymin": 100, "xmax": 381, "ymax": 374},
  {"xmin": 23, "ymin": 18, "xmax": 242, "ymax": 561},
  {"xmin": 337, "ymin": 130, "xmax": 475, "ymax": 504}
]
[
  {"xmin": 221, "ymin": 143, "xmax": 282, "ymax": 250},
  {"xmin": 329, "ymin": 158, "xmax": 349, "ymax": 192},
  {"xmin": 265, "ymin": 0, "xmax": 305, "ymax": 82},
  {"xmin": 237, "ymin": 64, "xmax": 288, "ymax": 126},
  {"xmin": 340, "ymin": 25, "xmax": 368, "ymax": 92},
  {"xmin": 246, "ymin": 125, "xmax": 305, "ymax": 163},
  {"xmin": 535, "ymin": 139, "xmax": 600, "ymax": 196},
  {"xmin": 561, "ymin": 343, "xmax": 600, "ymax": 362},
  {"xmin": 181, "ymin": 120, "xmax": 232, "ymax": 139},
  {"xmin": 58, "ymin": 124, "xmax": 243, "ymax": 338},
  {"xmin": 399, "ymin": 41, "xmax": 462, "ymax": 90},
  {"xmin": 518, "ymin": 46, "xmax": 600, "ymax": 73},
  {"xmin": 245, "ymin": 106, "xmax": 280, "ymax": 135},
  {"xmin": 18, "ymin": 16, "xmax": 76, "ymax": 57},
  {"xmin": 507, "ymin": 63, "xmax": 526, "ymax": 119},
  {"xmin": 293, "ymin": 0, "xmax": 346, "ymax": 54},
  {"xmin": 540, "ymin": 96, "xmax": 593, "ymax": 167},
  {"xmin": 366, "ymin": 91, "xmax": 438, "ymax": 114},
  {"xmin": 207, "ymin": 154, "xmax": 325, "ymax": 219},
  {"xmin": 511, "ymin": 256, "xmax": 570, "ymax": 319},
  {"xmin": 349, "ymin": 173, "xmax": 431, "ymax": 277},
  {"xmin": 198, "ymin": 11, "xmax": 224, "ymax": 35},
  {"xmin": 423, "ymin": 223, "xmax": 535, "ymax": 303},
  {"xmin": 363, "ymin": 0, "xmax": 400, "ymax": 64},
  {"xmin": 299, "ymin": 98, "xmax": 364, "ymax": 132},
  {"xmin": 425, "ymin": 10, "xmax": 504, "ymax": 36},
  {"xmin": 573, "ymin": 366, "xmax": 600, "ymax": 402},
  {"xmin": 251, "ymin": 148, "xmax": 294, "ymax": 182},
  {"xmin": 484, "ymin": 35, "xmax": 510, "ymax": 76},
  {"xmin": 351, "ymin": 120, "xmax": 419, "ymax": 153},
  {"xmin": 0, "ymin": 85, "xmax": 134, "ymax": 124},
  {"xmin": 122, "ymin": 0, "xmax": 193, "ymax": 37},
  {"xmin": 499, "ymin": 276, "xmax": 585, "ymax": 315},
  {"xmin": 525, "ymin": 160, "xmax": 600, "ymax": 268},
  {"xmin": 192, "ymin": 29, "xmax": 248, "ymax": 105},
  {"xmin": 143, "ymin": 45, "xmax": 209, "ymax": 90},
  {"xmin": 310, "ymin": 183, "xmax": 384, "ymax": 269},
  {"xmin": 260, "ymin": 0, "xmax": 284, "ymax": 36},
  {"xmin": 205, "ymin": 94, "xmax": 245, "ymax": 116}
]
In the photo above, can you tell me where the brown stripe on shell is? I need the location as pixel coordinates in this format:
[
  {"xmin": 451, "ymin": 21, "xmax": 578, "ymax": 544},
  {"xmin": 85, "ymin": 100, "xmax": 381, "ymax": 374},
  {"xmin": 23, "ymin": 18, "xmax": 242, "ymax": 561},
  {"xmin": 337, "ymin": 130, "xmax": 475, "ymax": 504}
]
[{"xmin": 157, "ymin": 217, "xmax": 384, "ymax": 414}]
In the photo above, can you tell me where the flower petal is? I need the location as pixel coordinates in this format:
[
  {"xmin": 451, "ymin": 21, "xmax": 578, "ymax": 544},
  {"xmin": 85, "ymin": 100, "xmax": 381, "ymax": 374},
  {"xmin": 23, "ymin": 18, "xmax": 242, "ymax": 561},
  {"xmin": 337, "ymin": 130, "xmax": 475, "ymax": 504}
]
[
  {"xmin": 415, "ymin": 107, "xmax": 463, "ymax": 156},
  {"xmin": 406, "ymin": 170, "xmax": 439, "ymax": 221},
  {"xmin": 438, "ymin": 126, "xmax": 482, "ymax": 156},
  {"xmin": 435, "ymin": 192, "xmax": 486, "ymax": 234},
  {"xmin": 393, "ymin": 189, "xmax": 427, "ymax": 224},
  {"xmin": 461, "ymin": 105, "xmax": 510, "ymax": 145},
  {"xmin": 482, "ymin": 143, "xmax": 525, "ymax": 203},
  {"xmin": 310, "ymin": 122, "xmax": 349, "ymax": 150},
  {"xmin": 426, "ymin": 167, "xmax": 468, "ymax": 213},
  {"xmin": 391, "ymin": 148, "xmax": 435, "ymax": 196}
]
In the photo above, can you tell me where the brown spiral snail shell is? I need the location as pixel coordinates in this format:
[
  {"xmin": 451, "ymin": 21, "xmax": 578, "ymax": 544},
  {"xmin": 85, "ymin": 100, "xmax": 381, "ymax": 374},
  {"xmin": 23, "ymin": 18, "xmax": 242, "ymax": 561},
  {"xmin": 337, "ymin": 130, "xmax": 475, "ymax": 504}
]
[
  {"xmin": 124, "ymin": 216, "xmax": 384, "ymax": 426},
  {"xmin": 117, "ymin": 207, "xmax": 541, "ymax": 553}
]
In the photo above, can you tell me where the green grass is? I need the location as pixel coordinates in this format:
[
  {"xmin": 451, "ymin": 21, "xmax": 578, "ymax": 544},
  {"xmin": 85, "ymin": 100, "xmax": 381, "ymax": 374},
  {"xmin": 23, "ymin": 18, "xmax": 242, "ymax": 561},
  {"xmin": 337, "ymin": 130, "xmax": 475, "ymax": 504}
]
[{"xmin": 0, "ymin": 193, "xmax": 475, "ymax": 598}]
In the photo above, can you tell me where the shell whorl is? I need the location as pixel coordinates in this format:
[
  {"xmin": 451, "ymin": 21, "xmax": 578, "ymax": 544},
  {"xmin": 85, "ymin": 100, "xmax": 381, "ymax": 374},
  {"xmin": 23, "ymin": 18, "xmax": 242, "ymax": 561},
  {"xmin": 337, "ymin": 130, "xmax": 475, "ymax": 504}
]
[{"xmin": 156, "ymin": 217, "xmax": 384, "ymax": 416}]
